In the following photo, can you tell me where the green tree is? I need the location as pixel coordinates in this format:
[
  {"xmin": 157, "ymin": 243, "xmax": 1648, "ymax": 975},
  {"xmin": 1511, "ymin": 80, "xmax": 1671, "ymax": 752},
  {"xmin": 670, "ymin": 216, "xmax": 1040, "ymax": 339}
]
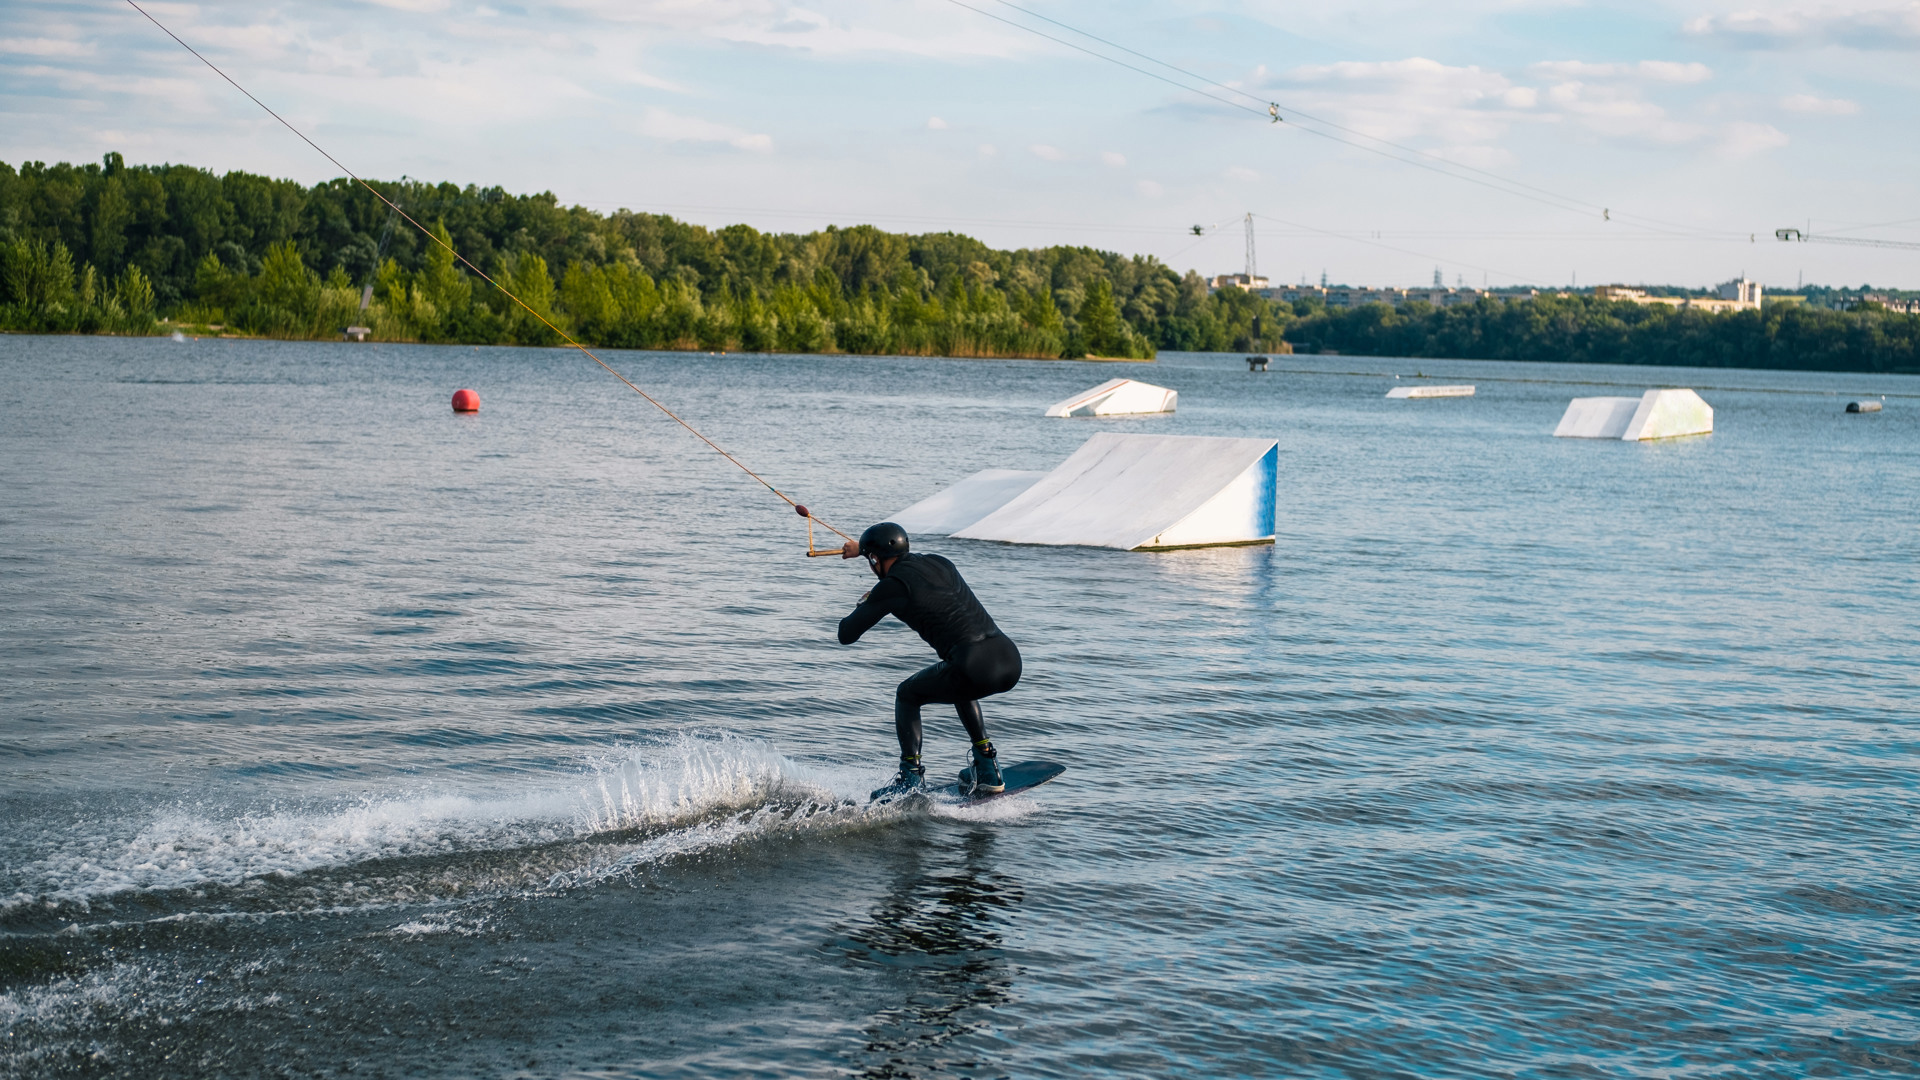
[{"xmin": 114, "ymin": 264, "xmax": 155, "ymax": 320}]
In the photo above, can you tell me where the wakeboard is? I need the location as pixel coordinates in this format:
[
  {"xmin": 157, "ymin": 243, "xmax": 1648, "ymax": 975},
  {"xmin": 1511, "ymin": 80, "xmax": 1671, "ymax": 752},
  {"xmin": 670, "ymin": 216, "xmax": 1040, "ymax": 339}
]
[{"xmin": 870, "ymin": 760, "xmax": 1067, "ymax": 805}]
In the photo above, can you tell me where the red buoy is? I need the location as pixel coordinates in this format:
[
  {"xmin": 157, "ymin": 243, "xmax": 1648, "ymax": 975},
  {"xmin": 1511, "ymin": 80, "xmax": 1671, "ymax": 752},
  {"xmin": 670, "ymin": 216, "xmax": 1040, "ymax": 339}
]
[
  {"xmin": 795, "ymin": 504, "xmax": 810, "ymax": 517},
  {"xmin": 451, "ymin": 388, "xmax": 480, "ymax": 413}
]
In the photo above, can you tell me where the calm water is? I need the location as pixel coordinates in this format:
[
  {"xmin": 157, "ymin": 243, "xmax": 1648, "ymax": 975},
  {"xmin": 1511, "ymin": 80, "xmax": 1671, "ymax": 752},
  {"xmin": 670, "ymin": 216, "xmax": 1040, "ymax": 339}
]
[{"xmin": 2, "ymin": 334, "xmax": 1917, "ymax": 1078}]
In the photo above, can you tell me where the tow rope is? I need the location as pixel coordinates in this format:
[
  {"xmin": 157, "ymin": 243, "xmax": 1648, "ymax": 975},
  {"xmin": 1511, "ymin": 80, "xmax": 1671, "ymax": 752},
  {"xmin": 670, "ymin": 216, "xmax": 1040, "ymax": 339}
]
[{"xmin": 126, "ymin": 0, "xmax": 856, "ymax": 559}]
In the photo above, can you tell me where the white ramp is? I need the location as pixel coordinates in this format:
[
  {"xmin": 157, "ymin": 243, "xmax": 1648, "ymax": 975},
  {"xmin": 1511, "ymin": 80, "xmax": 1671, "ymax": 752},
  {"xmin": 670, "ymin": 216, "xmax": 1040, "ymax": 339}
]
[
  {"xmin": 1622, "ymin": 388, "xmax": 1712, "ymax": 440},
  {"xmin": 1555, "ymin": 389, "xmax": 1712, "ymax": 440},
  {"xmin": 953, "ymin": 432, "xmax": 1277, "ymax": 550},
  {"xmin": 890, "ymin": 468, "xmax": 1047, "ymax": 536},
  {"xmin": 1045, "ymin": 378, "xmax": 1177, "ymax": 417},
  {"xmin": 1387, "ymin": 385, "xmax": 1474, "ymax": 399},
  {"xmin": 1554, "ymin": 397, "xmax": 1642, "ymax": 438}
]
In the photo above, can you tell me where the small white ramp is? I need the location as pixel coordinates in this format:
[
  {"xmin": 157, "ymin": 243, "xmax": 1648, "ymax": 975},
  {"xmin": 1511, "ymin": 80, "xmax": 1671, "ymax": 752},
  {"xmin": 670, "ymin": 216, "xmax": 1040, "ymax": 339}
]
[
  {"xmin": 1387, "ymin": 385, "xmax": 1474, "ymax": 399},
  {"xmin": 1555, "ymin": 389, "xmax": 1712, "ymax": 440},
  {"xmin": 1045, "ymin": 378, "xmax": 1177, "ymax": 417},
  {"xmin": 948, "ymin": 433, "xmax": 1277, "ymax": 550},
  {"xmin": 1554, "ymin": 397, "xmax": 1642, "ymax": 438},
  {"xmin": 890, "ymin": 468, "xmax": 1047, "ymax": 536}
]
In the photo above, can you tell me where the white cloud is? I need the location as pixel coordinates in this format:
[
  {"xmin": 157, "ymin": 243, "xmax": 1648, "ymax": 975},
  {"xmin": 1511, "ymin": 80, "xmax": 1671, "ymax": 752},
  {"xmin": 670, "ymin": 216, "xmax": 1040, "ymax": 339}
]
[
  {"xmin": 1639, "ymin": 60, "xmax": 1716, "ymax": 82},
  {"xmin": 1226, "ymin": 166, "xmax": 1259, "ymax": 181},
  {"xmin": 1781, "ymin": 93, "xmax": 1860, "ymax": 113},
  {"xmin": 927, "ymin": 116, "xmax": 948, "ymax": 129},
  {"xmin": 1684, "ymin": 3, "xmax": 1920, "ymax": 49},
  {"xmin": 1528, "ymin": 60, "xmax": 1712, "ymax": 83},
  {"xmin": 546, "ymin": 0, "xmax": 1039, "ymax": 59},
  {"xmin": 977, "ymin": 143, "xmax": 998, "ymax": 156},
  {"xmin": 634, "ymin": 107, "xmax": 773, "ymax": 152},
  {"xmin": 1545, "ymin": 81, "xmax": 1706, "ymax": 144},
  {"xmin": 1716, "ymin": 120, "xmax": 1790, "ymax": 155},
  {"xmin": 1100, "ymin": 150, "xmax": 1126, "ymax": 167},
  {"xmin": 1275, "ymin": 57, "xmax": 1529, "ymax": 152},
  {"xmin": 1029, "ymin": 143, "xmax": 1069, "ymax": 161},
  {"xmin": 1264, "ymin": 55, "xmax": 1721, "ymax": 161},
  {"xmin": 1134, "ymin": 179, "xmax": 1163, "ymax": 197},
  {"xmin": 0, "ymin": 37, "xmax": 95, "ymax": 58}
]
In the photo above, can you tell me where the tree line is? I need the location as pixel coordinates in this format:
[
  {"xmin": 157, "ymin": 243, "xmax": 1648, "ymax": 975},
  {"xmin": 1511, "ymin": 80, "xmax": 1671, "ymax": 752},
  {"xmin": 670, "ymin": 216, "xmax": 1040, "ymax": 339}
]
[
  {"xmin": 5, "ymin": 154, "xmax": 1913, "ymax": 373},
  {"xmin": 1284, "ymin": 294, "xmax": 1920, "ymax": 375},
  {"xmin": 0, "ymin": 154, "xmax": 1287, "ymax": 358}
]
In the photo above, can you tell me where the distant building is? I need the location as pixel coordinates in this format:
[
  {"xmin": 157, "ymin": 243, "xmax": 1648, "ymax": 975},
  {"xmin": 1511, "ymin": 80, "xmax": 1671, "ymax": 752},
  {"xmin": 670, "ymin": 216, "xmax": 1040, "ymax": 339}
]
[
  {"xmin": 1717, "ymin": 275, "xmax": 1763, "ymax": 306},
  {"xmin": 1487, "ymin": 288, "xmax": 1540, "ymax": 303},
  {"xmin": 1264, "ymin": 284, "xmax": 1509, "ymax": 308},
  {"xmin": 1210, "ymin": 272, "xmax": 1270, "ymax": 292},
  {"xmin": 1861, "ymin": 293, "xmax": 1920, "ymax": 314},
  {"xmin": 1593, "ymin": 279, "xmax": 1761, "ymax": 313}
]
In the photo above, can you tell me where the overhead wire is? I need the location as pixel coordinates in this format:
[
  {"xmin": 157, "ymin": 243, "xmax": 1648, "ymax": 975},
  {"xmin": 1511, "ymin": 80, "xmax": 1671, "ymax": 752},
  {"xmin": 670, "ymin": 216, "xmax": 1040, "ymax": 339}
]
[
  {"xmin": 1816, "ymin": 214, "xmax": 1920, "ymax": 237},
  {"xmin": 1778, "ymin": 232, "xmax": 1920, "ymax": 252},
  {"xmin": 1251, "ymin": 213, "xmax": 1540, "ymax": 283},
  {"xmin": 947, "ymin": 0, "xmax": 1603, "ymax": 224},
  {"xmin": 959, "ymin": 0, "xmax": 1751, "ymax": 241},
  {"xmin": 124, "ymin": 0, "xmax": 857, "ymax": 556}
]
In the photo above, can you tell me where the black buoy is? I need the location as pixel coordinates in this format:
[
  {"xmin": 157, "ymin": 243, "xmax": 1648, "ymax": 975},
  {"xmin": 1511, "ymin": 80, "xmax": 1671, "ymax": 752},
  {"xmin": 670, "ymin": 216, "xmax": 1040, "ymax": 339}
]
[
  {"xmin": 1846, "ymin": 400, "xmax": 1883, "ymax": 413},
  {"xmin": 1247, "ymin": 355, "xmax": 1269, "ymax": 372}
]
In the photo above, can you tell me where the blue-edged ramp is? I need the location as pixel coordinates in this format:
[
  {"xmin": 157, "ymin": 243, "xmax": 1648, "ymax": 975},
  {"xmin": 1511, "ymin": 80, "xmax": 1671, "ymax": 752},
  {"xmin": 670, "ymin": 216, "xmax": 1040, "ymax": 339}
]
[{"xmin": 892, "ymin": 433, "xmax": 1278, "ymax": 551}]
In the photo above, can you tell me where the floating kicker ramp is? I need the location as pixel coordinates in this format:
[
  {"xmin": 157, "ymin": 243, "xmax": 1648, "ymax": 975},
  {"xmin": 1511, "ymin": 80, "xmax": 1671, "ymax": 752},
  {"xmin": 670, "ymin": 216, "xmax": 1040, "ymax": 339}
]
[
  {"xmin": 1044, "ymin": 378, "xmax": 1178, "ymax": 417},
  {"xmin": 892, "ymin": 433, "xmax": 1278, "ymax": 551},
  {"xmin": 1554, "ymin": 388, "xmax": 1713, "ymax": 440}
]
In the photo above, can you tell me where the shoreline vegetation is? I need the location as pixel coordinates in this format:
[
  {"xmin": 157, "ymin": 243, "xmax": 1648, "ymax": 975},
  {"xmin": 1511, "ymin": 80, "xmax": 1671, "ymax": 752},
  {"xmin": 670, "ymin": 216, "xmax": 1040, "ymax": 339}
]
[{"xmin": 2, "ymin": 154, "xmax": 1915, "ymax": 373}]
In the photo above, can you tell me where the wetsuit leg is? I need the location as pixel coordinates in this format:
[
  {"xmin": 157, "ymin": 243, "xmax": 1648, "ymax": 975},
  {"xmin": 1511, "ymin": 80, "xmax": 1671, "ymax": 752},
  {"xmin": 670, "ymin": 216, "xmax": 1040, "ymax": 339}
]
[
  {"xmin": 894, "ymin": 636, "xmax": 1022, "ymax": 755},
  {"xmin": 895, "ymin": 659, "xmax": 967, "ymax": 758},
  {"xmin": 953, "ymin": 700, "xmax": 988, "ymax": 745}
]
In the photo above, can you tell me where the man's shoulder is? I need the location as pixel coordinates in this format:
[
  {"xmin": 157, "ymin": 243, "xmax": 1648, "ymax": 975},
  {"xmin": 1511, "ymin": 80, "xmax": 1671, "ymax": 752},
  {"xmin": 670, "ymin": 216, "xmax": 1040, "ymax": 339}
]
[{"xmin": 897, "ymin": 552, "xmax": 958, "ymax": 580}]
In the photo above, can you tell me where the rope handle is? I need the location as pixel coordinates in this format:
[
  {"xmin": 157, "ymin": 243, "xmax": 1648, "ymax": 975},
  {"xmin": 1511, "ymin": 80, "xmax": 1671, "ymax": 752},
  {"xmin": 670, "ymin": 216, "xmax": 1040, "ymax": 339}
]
[{"xmin": 800, "ymin": 506, "xmax": 852, "ymax": 557}]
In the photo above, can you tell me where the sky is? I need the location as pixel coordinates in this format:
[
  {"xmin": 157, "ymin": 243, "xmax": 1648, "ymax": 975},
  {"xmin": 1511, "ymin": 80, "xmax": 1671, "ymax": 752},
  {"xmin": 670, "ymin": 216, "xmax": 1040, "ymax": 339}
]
[{"xmin": 4, "ymin": 0, "xmax": 1918, "ymax": 289}]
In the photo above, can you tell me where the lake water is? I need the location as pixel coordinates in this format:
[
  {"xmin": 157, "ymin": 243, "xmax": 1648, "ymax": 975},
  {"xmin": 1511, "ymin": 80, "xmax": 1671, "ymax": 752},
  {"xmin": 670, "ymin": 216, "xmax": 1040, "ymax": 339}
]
[{"xmin": 2, "ymin": 334, "xmax": 1917, "ymax": 1078}]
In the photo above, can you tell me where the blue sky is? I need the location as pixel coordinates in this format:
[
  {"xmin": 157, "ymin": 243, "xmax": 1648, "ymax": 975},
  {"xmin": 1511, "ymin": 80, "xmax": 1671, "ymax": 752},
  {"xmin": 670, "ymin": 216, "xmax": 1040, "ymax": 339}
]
[{"xmin": 5, "ymin": 0, "xmax": 1918, "ymax": 288}]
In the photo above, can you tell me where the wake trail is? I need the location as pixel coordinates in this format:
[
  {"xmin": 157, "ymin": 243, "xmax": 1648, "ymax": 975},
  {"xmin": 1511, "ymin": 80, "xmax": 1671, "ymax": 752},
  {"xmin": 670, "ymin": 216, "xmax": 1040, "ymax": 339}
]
[{"xmin": 0, "ymin": 734, "xmax": 980, "ymax": 927}]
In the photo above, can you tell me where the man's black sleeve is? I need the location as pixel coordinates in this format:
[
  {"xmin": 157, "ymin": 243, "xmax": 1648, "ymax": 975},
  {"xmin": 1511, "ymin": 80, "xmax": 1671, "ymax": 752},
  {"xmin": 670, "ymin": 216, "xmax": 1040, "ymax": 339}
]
[{"xmin": 838, "ymin": 576, "xmax": 907, "ymax": 645}]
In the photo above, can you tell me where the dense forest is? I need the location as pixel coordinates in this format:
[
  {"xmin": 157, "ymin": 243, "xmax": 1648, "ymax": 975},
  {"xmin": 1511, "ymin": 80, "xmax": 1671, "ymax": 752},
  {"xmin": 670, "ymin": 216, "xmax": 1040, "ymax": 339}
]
[
  {"xmin": 0, "ymin": 154, "xmax": 1286, "ymax": 359},
  {"xmin": 1286, "ymin": 294, "xmax": 1920, "ymax": 374},
  {"xmin": 3, "ymin": 154, "xmax": 1914, "ymax": 373}
]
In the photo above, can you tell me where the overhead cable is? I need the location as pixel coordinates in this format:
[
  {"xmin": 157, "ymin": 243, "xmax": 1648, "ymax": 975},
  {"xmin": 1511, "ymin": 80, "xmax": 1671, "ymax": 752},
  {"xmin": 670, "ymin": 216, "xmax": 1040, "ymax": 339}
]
[
  {"xmin": 958, "ymin": 0, "xmax": 1748, "ymax": 241},
  {"xmin": 1775, "ymin": 228, "xmax": 1920, "ymax": 252},
  {"xmin": 1251, "ymin": 212, "xmax": 1540, "ymax": 283},
  {"xmin": 124, "ymin": 0, "xmax": 857, "ymax": 553}
]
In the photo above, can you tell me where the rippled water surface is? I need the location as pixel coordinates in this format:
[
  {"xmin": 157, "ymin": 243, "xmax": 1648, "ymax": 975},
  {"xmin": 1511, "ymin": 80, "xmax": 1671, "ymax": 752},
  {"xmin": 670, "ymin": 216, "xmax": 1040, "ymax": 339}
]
[{"xmin": 3, "ymin": 334, "xmax": 1917, "ymax": 1078}]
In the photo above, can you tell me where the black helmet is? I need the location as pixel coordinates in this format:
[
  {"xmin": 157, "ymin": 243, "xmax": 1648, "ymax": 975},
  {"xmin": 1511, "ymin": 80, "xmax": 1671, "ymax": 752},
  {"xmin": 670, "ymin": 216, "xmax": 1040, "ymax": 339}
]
[{"xmin": 859, "ymin": 522, "xmax": 910, "ymax": 561}]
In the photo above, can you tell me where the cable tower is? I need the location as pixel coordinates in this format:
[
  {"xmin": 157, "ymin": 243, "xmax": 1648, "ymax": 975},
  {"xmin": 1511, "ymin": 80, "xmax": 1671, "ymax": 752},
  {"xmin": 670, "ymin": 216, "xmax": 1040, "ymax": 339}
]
[{"xmin": 1244, "ymin": 212, "xmax": 1257, "ymax": 280}]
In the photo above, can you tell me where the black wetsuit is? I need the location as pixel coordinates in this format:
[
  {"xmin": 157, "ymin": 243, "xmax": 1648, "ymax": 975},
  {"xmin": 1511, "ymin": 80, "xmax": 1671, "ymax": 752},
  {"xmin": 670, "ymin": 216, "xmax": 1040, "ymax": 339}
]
[{"xmin": 838, "ymin": 552, "xmax": 1021, "ymax": 759}]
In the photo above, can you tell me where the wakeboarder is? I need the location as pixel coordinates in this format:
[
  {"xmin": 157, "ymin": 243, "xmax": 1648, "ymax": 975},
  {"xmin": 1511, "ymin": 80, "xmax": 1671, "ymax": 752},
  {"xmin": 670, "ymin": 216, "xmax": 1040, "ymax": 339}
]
[{"xmin": 838, "ymin": 523, "xmax": 1020, "ymax": 799}]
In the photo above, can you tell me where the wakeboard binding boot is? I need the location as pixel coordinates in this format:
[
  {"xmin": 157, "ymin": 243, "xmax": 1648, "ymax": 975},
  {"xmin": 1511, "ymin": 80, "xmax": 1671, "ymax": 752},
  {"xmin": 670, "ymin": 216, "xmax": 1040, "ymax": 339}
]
[
  {"xmin": 958, "ymin": 740, "xmax": 1005, "ymax": 795},
  {"xmin": 870, "ymin": 757, "xmax": 926, "ymax": 802}
]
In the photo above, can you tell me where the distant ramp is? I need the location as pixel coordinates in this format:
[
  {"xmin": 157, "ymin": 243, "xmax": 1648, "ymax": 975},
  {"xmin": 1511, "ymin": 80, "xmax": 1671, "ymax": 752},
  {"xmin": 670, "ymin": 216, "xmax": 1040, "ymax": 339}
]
[
  {"xmin": 934, "ymin": 433, "xmax": 1277, "ymax": 550},
  {"xmin": 1555, "ymin": 389, "xmax": 1712, "ymax": 440},
  {"xmin": 1045, "ymin": 378, "xmax": 1177, "ymax": 417},
  {"xmin": 1386, "ymin": 384, "xmax": 1474, "ymax": 399}
]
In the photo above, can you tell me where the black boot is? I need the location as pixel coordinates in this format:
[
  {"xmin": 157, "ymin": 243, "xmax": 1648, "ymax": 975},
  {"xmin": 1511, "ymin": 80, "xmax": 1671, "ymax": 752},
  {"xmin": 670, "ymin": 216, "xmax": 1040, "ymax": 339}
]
[
  {"xmin": 958, "ymin": 742, "xmax": 1005, "ymax": 795},
  {"xmin": 870, "ymin": 758, "xmax": 926, "ymax": 802}
]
